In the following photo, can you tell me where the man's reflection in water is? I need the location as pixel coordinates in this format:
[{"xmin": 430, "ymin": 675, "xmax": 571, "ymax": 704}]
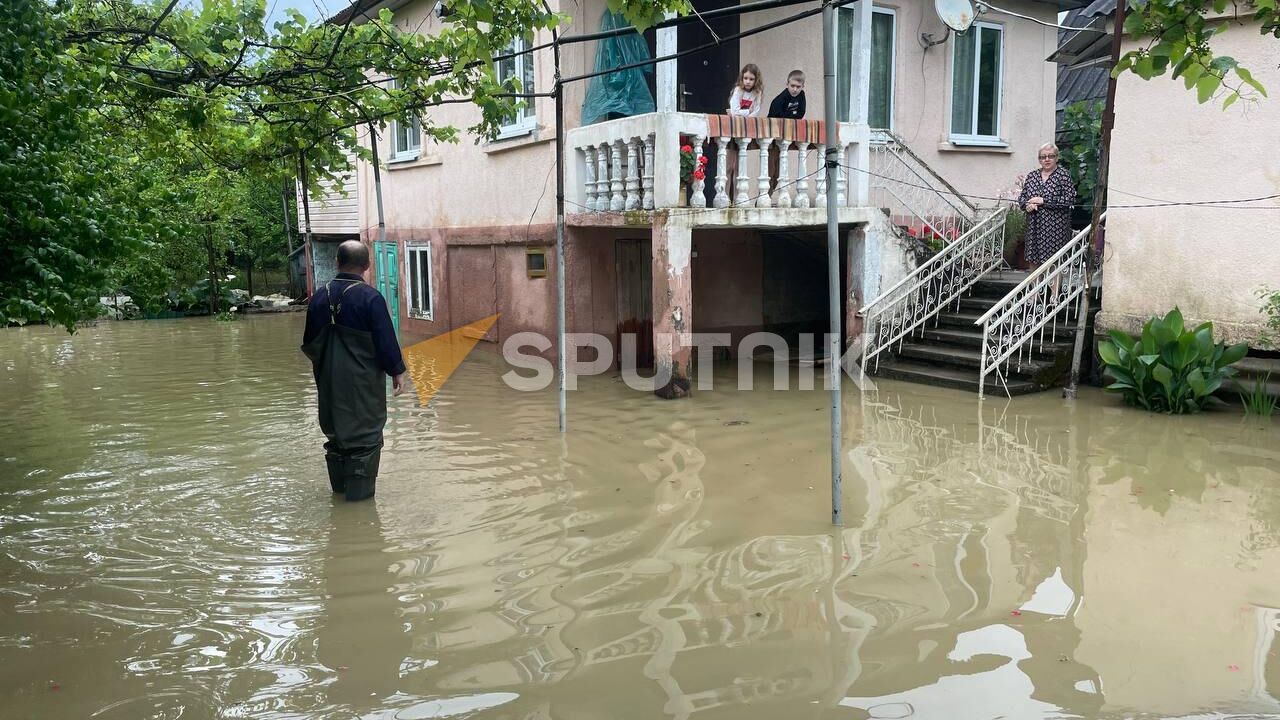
[{"xmin": 317, "ymin": 499, "xmax": 409, "ymax": 711}]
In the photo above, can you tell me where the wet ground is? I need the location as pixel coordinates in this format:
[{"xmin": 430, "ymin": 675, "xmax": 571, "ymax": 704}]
[{"xmin": 1, "ymin": 315, "xmax": 1279, "ymax": 720}]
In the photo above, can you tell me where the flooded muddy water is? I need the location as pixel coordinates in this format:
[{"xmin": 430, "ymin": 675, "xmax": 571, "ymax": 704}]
[{"xmin": 2, "ymin": 315, "xmax": 1279, "ymax": 720}]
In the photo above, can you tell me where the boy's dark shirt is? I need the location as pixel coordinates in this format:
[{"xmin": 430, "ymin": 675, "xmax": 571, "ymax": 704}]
[{"xmin": 768, "ymin": 89, "xmax": 806, "ymax": 120}]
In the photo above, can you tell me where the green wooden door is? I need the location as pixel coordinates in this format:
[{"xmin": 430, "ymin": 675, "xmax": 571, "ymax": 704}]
[{"xmin": 375, "ymin": 241, "xmax": 401, "ymax": 338}]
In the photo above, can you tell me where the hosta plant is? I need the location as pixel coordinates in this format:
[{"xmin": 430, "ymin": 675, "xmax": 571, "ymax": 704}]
[{"xmin": 1099, "ymin": 308, "xmax": 1249, "ymax": 414}]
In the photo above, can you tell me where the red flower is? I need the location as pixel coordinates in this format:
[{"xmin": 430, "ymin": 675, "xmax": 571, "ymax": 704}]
[
  {"xmin": 681, "ymin": 144, "xmax": 693, "ymax": 154},
  {"xmin": 693, "ymin": 169, "xmax": 705, "ymax": 181},
  {"xmin": 698, "ymin": 155, "xmax": 707, "ymax": 166}
]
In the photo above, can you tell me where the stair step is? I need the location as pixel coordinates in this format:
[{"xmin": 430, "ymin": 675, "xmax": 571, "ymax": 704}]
[
  {"xmin": 935, "ymin": 310, "xmax": 1080, "ymax": 337},
  {"xmin": 898, "ymin": 343, "xmax": 1058, "ymax": 377},
  {"xmin": 870, "ymin": 359, "xmax": 1039, "ymax": 396},
  {"xmin": 970, "ymin": 272, "xmax": 1029, "ymax": 299},
  {"xmin": 957, "ymin": 296, "xmax": 999, "ymax": 313},
  {"xmin": 919, "ymin": 327, "xmax": 1074, "ymax": 355}
]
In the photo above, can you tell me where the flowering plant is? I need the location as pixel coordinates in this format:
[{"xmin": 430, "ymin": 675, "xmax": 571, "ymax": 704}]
[{"xmin": 679, "ymin": 139, "xmax": 707, "ymax": 185}]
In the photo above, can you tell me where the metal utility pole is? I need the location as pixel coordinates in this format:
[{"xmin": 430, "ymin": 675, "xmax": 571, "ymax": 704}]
[
  {"xmin": 822, "ymin": 0, "xmax": 843, "ymax": 526},
  {"xmin": 1066, "ymin": 0, "xmax": 1125, "ymax": 397},
  {"xmin": 297, "ymin": 153, "xmax": 316, "ymax": 297},
  {"xmin": 545, "ymin": 1, "xmax": 567, "ymax": 434}
]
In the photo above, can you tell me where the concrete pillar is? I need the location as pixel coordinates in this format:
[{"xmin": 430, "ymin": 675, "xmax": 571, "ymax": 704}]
[
  {"xmin": 845, "ymin": 221, "xmax": 885, "ymax": 353},
  {"xmin": 652, "ymin": 213, "xmax": 693, "ymax": 399},
  {"xmin": 656, "ymin": 11, "xmax": 677, "ymax": 113}
]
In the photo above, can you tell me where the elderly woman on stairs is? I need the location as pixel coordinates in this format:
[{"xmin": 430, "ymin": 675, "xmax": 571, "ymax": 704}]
[{"xmin": 1018, "ymin": 142, "xmax": 1078, "ymax": 271}]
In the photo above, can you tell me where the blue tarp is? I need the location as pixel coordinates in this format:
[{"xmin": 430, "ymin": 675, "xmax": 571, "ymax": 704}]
[{"xmin": 581, "ymin": 9, "xmax": 655, "ymax": 126}]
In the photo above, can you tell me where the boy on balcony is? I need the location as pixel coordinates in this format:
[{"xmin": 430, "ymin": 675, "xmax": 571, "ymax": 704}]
[{"xmin": 768, "ymin": 70, "xmax": 806, "ymax": 194}]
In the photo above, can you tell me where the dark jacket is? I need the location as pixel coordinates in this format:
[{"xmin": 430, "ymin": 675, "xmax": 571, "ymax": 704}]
[
  {"xmin": 767, "ymin": 89, "xmax": 806, "ymax": 120},
  {"xmin": 303, "ymin": 273, "xmax": 406, "ymax": 377}
]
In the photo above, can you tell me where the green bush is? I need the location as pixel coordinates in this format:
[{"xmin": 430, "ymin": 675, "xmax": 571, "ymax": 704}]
[
  {"xmin": 1003, "ymin": 208, "xmax": 1027, "ymax": 262},
  {"xmin": 1099, "ymin": 308, "xmax": 1249, "ymax": 414}
]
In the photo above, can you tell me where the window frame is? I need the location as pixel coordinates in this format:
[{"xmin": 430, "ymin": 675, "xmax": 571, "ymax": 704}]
[
  {"xmin": 405, "ymin": 244, "xmax": 433, "ymax": 321},
  {"xmin": 495, "ymin": 36, "xmax": 537, "ymax": 139},
  {"xmin": 388, "ymin": 79, "xmax": 422, "ymax": 162},
  {"xmin": 835, "ymin": 6, "xmax": 897, "ymax": 129},
  {"xmin": 948, "ymin": 20, "xmax": 1005, "ymax": 146},
  {"xmin": 869, "ymin": 6, "xmax": 896, "ymax": 131}
]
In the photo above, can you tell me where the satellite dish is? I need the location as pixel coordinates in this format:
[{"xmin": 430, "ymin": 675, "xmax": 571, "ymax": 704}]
[{"xmin": 935, "ymin": 0, "xmax": 975, "ymax": 32}]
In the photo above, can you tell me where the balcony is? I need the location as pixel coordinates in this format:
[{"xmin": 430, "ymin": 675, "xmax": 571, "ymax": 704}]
[{"xmin": 565, "ymin": 112, "xmax": 874, "ymax": 229}]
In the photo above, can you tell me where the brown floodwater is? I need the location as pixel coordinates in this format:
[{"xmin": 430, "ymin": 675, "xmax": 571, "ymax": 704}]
[{"xmin": 2, "ymin": 315, "xmax": 1279, "ymax": 720}]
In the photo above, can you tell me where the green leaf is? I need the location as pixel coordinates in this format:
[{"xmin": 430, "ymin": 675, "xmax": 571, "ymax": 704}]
[
  {"xmin": 1236, "ymin": 67, "xmax": 1268, "ymax": 97},
  {"xmin": 1223, "ymin": 93, "xmax": 1240, "ymax": 110},
  {"xmin": 1197, "ymin": 74, "xmax": 1220, "ymax": 103},
  {"xmin": 1219, "ymin": 342, "xmax": 1249, "ymax": 367},
  {"xmin": 1099, "ymin": 341, "xmax": 1122, "ymax": 367},
  {"xmin": 1187, "ymin": 368, "xmax": 1207, "ymax": 397},
  {"xmin": 1153, "ymin": 363, "xmax": 1175, "ymax": 395}
]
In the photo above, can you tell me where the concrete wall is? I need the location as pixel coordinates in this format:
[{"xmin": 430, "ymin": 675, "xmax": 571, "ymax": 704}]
[{"xmin": 1100, "ymin": 23, "xmax": 1280, "ymax": 347}]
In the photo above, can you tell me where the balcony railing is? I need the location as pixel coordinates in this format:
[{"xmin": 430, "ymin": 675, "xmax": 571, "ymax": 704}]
[{"xmin": 567, "ymin": 112, "xmax": 866, "ymax": 216}]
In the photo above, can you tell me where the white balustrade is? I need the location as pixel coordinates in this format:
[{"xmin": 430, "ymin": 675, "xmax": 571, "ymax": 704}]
[
  {"xmin": 624, "ymin": 138, "xmax": 641, "ymax": 211},
  {"xmin": 568, "ymin": 114, "xmax": 865, "ymax": 215},
  {"xmin": 714, "ymin": 137, "xmax": 730, "ymax": 209}
]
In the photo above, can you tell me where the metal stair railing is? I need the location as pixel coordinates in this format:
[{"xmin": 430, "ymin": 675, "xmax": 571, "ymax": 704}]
[
  {"xmin": 859, "ymin": 207, "xmax": 1009, "ymax": 379},
  {"xmin": 974, "ymin": 215, "xmax": 1104, "ymax": 399},
  {"xmin": 869, "ymin": 129, "xmax": 978, "ymax": 242}
]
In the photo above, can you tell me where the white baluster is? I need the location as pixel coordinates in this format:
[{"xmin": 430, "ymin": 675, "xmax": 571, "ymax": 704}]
[
  {"xmin": 714, "ymin": 137, "xmax": 730, "ymax": 208},
  {"xmin": 642, "ymin": 133, "xmax": 655, "ymax": 211},
  {"xmin": 583, "ymin": 146, "xmax": 596, "ymax": 211},
  {"xmin": 595, "ymin": 143, "xmax": 610, "ymax": 213},
  {"xmin": 609, "ymin": 139, "xmax": 625, "ymax": 212},
  {"xmin": 816, "ymin": 143, "xmax": 827, "ymax": 208},
  {"xmin": 624, "ymin": 137, "xmax": 640, "ymax": 211},
  {"xmin": 836, "ymin": 142, "xmax": 848, "ymax": 207},
  {"xmin": 795, "ymin": 142, "xmax": 811, "ymax": 209},
  {"xmin": 734, "ymin": 138, "xmax": 751, "ymax": 208},
  {"xmin": 690, "ymin": 134, "xmax": 707, "ymax": 208},
  {"xmin": 756, "ymin": 138, "xmax": 773, "ymax": 208},
  {"xmin": 776, "ymin": 140, "xmax": 792, "ymax": 208}
]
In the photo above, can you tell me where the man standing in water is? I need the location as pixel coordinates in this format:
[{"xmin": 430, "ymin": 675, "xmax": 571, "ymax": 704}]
[{"xmin": 302, "ymin": 241, "xmax": 407, "ymax": 501}]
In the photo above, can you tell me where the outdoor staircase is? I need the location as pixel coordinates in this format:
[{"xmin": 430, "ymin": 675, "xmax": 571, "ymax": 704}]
[{"xmin": 868, "ymin": 270, "xmax": 1092, "ymax": 396}]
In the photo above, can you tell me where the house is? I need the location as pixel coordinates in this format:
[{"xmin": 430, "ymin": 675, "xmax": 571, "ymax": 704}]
[
  {"xmin": 1052, "ymin": 0, "xmax": 1280, "ymax": 348},
  {"xmin": 304, "ymin": 0, "xmax": 1079, "ymax": 397},
  {"xmin": 296, "ymin": 152, "xmax": 361, "ymax": 295},
  {"xmin": 1054, "ymin": 7, "xmax": 1108, "ymax": 138}
]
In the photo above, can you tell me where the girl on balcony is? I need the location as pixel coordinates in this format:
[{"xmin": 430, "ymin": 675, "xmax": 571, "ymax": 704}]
[{"xmin": 724, "ymin": 64, "xmax": 763, "ymax": 203}]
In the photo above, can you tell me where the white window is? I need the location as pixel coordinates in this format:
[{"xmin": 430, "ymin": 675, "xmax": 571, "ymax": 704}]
[
  {"xmin": 950, "ymin": 22, "xmax": 1004, "ymax": 144},
  {"xmin": 495, "ymin": 36, "xmax": 536, "ymax": 138},
  {"xmin": 836, "ymin": 7, "xmax": 896, "ymax": 128},
  {"xmin": 405, "ymin": 245, "xmax": 433, "ymax": 320},
  {"xmin": 389, "ymin": 79, "xmax": 422, "ymax": 161}
]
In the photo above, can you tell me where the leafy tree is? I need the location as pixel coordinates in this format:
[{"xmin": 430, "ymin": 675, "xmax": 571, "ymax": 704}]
[
  {"xmin": 5, "ymin": 0, "xmax": 690, "ymax": 331},
  {"xmin": 1058, "ymin": 100, "xmax": 1103, "ymax": 209},
  {"xmin": 1120, "ymin": 0, "xmax": 1277, "ymax": 107}
]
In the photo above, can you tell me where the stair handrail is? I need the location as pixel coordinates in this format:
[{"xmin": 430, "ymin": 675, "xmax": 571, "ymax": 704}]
[
  {"xmin": 872, "ymin": 129, "xmax": 979, "ymax": 217},
  {"xmin": 858, "ymin": 207, "xmax": 1008, "ymax": 378},
  {"xmin": 975, "ymin": 213, "xmax": 1105, "ymax": 398}
]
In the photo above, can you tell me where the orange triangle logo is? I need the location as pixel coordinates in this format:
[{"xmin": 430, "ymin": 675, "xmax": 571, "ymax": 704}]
[{"xmin": 402, "ymin": 314, "xmax": 499, "ymax": 406}]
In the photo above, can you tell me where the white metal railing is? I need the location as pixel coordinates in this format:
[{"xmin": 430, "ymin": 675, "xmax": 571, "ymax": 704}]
[
  {"xmin": 567, "ymin": 113, "xmax": 862, "ymax": 214},
  {"xmin": 859, "ymin": 207, "xmax": 1008, "ymax": 375},
  {"xmin": 869, "ymin": 129, "xmax": 977, "ymax": 243},
  {"xmin": 975, "ymin": 215, "xmax": 1104, "ymax": 398}
]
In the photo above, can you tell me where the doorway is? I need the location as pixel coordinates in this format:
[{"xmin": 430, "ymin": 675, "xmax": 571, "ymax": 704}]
[{"xmin": 616, "ymin": 238, "xmax": 654, "ymax": 369}]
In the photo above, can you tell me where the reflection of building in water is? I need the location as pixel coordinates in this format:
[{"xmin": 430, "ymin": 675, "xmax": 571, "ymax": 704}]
[
  {"xmin": 1072, "ymin": 426, "xmax": 1280, "ymax": 717},
  {"xmin": 837, "ymin": 390, "xmax": 1102, "ymax": 716}
]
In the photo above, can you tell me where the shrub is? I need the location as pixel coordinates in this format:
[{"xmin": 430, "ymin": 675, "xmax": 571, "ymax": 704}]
[
  {"xmin": 1099, "ymin": 308, "xmax": 1249, "ymax": 414},
  {"xmin": 1258, "ymin": 286, "xmax": 1280, "ymax": 350}
]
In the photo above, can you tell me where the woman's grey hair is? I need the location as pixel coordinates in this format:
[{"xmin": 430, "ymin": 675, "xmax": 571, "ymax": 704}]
[{"xmin": 1038, "ymin": 142, "xmax": 1060, "ymax": 155}]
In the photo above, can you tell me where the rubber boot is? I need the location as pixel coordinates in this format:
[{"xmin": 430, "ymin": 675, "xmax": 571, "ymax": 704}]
[
  {"xmin": 325, "ymin": 452, "xmax": 346, "ymax": 494},
  {"xmin": 343, "ymin": 445, "xmax": 381, "ymax": 502}
]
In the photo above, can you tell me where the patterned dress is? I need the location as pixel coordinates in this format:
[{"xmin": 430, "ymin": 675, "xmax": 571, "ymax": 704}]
[{"xmin": 1018, "ymin": 166, "xmax": 1078, "ymax": 264}]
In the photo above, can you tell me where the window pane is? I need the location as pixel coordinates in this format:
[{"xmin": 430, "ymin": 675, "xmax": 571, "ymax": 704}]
[
  {"xmin": 976, "ymin": 26, "xmax": 1002, "ymax": 136},
  {"xmin": 836, "ymin": 8, "xmax": 855, "ymax": 123},
  {"xmin": 521, "ymin": 39, "xmax": 535, "ymax": 124},
  {"xmin": 418, "ymin": 251, "xmax": 431, "ymax": 315},
  {"xmin": 951, "ymin": 29, "xmax": 976, "ymax": 135},
  {"xmin": 395, "ymin": 121, "xmax": 409, "ymax": 154},
  {"xmin": 408, "ymin": 250, "xmax": 422, "ymax": 312},
  {"xmin": 869, "ymin": 12, "xmax": 894, "ymax": 129},
  {"xmin": 409, "ymin": 117, "xmax": 421, "ymax": 150}
]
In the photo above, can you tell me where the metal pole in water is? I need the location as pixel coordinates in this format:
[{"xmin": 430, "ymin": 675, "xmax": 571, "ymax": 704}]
[
  {"xmin": 552, "ymin": 23, "xmax": 568, "ymax": 433},
  {"xmin": 822, "ymin": 0, "xmax": 843, "ymax": 526}
]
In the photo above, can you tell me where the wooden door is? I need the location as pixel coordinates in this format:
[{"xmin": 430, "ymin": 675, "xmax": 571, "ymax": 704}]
[
  {"xmin": 447, "ymin": 246, "xmax": 499, "ymax": 342},
  {"xmin": 616, "ymin": 239, "xmax": 654, "ymax": 369}
]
